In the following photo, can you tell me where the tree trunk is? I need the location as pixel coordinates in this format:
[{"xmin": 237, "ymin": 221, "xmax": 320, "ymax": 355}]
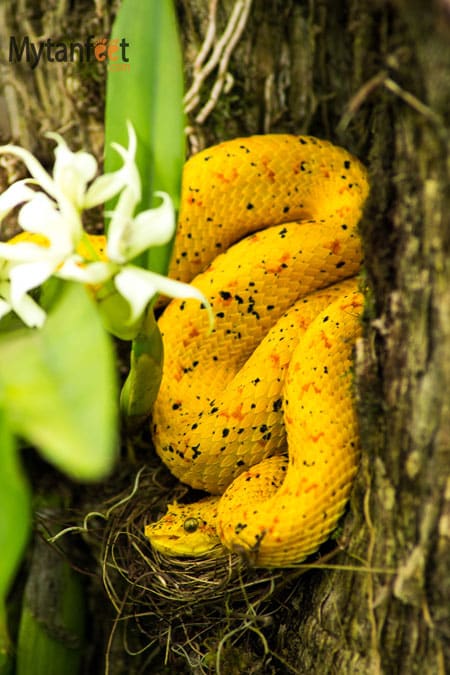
[
  {"xmin": 177, "ymin": 2, "xmax": 450, "ymax": 672},
  {"xmin": 1, "ymin": 1, "xmax": 448, "ymax": 673}
]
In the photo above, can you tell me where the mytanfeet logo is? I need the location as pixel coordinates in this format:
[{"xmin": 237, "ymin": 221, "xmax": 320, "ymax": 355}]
[{"xmin": 8, "ymin": 35, "xmax": 130, "ymax": 70}]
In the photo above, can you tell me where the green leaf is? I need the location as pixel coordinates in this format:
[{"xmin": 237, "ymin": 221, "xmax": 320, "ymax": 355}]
[
  {"xmin": 16, "ymin": 536, "xmax": 85, "ymax": 675},
  {"xmin": 104, "ymin": 0, "xmax": 185, "ymax": 275},
  {"xmin": 0, "ymin": 283, "xmax": 118, "ymax": 481},
  {"xmin": 0, "ymin": 411, "xmax": 30, "ymax": 666},
  {"xmin": 120, "ymin": 308, "xmax": 163, "ymax": 429}
]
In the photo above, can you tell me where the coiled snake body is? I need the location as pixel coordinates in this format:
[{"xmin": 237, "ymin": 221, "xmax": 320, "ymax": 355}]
[{"xmin": 145, "ymin": 135, "xmax": 368, "ymax": 567}]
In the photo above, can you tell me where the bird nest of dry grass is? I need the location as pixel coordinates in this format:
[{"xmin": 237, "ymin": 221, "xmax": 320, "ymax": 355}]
[{"xmin": 45, "ymin": 438, "xmax": 341, "ymax": 674}]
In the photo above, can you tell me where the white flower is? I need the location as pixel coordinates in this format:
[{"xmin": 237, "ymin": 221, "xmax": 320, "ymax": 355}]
[
  {"xmin": 0, "ymin": 191, "xmax": 93, "ymax": 323},
  {"xmin": 98, "ymin": 140, "xmax": 212, "ymax": 333},
  {"xmin": 89, "ymin": 182, "xmax": 212, "ymax": 336},
  {"xmin": 0, "ymin": 125, "xmax": 137, "ymax": 328},
  {"xmin": 0, "ymin": 122, "xmax": 211, "ymax": 335}
]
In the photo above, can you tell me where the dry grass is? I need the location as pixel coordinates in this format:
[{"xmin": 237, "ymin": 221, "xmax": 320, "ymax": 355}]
[
  {"xmin": 97, "ymin": 463, "xmax": 306, "ymax": 673},
  {"xmin": 47, "ymin": 447, "xmax": 340, "ymax": 674}
]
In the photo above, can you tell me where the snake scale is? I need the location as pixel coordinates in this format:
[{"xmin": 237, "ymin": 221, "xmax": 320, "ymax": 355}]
[{"xmin": 145, "ymin": 134, "xmax": 369, "ymax": 567}]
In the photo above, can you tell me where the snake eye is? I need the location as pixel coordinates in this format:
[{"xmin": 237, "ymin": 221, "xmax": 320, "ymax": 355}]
[{"xmin": 183, "ymin": 517, "xmax": 199, "ymax": 533}]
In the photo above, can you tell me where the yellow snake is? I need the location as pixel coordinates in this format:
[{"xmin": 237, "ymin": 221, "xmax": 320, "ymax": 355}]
[{"xmin": 145, "ymin": 134, "xmax": 369, "ymax": 567}]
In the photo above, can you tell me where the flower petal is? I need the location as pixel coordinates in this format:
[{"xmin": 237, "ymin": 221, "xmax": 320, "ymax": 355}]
[
  {"xmin": 105, "ymin": 186, "xmax": 139, "ymax": 263},
  {"xmin": 0, "ymin": 144, "xmax": 58, "ymax": 200},
  {"xmin": 0, "ymin": 279, "xmax": 46, "ymax": 327},
  {"xmin": 113, "ymin": 267, "xmax": 156, "ymax": 323},
  {"xmin": 0, "ymin": 240, "xmax": 51, "ymax": 262},
  {"xmin": 114, "ymin": 265, "xmax": 213, "ymax": 326},
  {"xmin": 84, "ymin": 121, "xmax": 140, "ymax": 209},
  {"xmin": 0, "ymin": 179, "xmax": 36, "ymax": 222},
  {"xmin": 18, "ymin": 193, "xmax": 75, "ymax": 255},
  {"xmin": 11, "ymin": 292, "xmax": 46, "ymax": 327},
  {"xmin": 9, "ymin": 259, "xmax": 55, "ymax": 304},
  {"xmin": 48, "ymin": 132, "xmax": 98, "ymax": 210},
  {"xmin": 106, "ymin": 191, "xmax": 175, "ymax": 264},
  {"xmin": 128, "ymin": 192, "xmax": 176, "ymax": 254},
  {"xmin": 84, "ymin": 171, "xmax": 129, "ymax": 209},
  {"xmin": 0, "ymin": 142, "xmax": 82, "ymax": 240},
  {"xmin": 56, "ymin": 259, "xmax": 113, "ymax": 284},
  {"xmin": 0, "ymin": 297, "xmax": 11, "ymax": 321}
]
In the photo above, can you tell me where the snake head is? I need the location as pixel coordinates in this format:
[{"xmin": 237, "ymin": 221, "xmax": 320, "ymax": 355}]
[{"xmin": 145, "ymin": 497, "xmax": 223, "ymax": 557}]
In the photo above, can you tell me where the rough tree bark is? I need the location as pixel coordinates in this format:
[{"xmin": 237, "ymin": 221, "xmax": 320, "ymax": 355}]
[{"xmin": 1, "ymin": 1, "xmax": 448, "ymax": 673}]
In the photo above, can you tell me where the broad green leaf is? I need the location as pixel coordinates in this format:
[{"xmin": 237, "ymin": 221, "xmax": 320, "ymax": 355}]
[
  {"xmin": 104, "ymin": 0, "xmax": 185, "ymax": 275},
  {"xmin": 0, "ymin": 410, "xmax": 30, "ymax": 666},
  {"xmin": 0, "ymin": 283, "xmax": 118, "ymax": 481}
]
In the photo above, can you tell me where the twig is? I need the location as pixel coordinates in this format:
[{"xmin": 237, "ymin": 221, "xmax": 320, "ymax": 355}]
[
  {"xmin": 338, "ymin": 70, "xmax": 446, "ymax": 138},
  {"xmin": 337, "ymin": 71, "xmax": 388, "ymax": 134},
  {"xmin": 383, "ymin": 77, "xmax": 444, "ymax": 128}
]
